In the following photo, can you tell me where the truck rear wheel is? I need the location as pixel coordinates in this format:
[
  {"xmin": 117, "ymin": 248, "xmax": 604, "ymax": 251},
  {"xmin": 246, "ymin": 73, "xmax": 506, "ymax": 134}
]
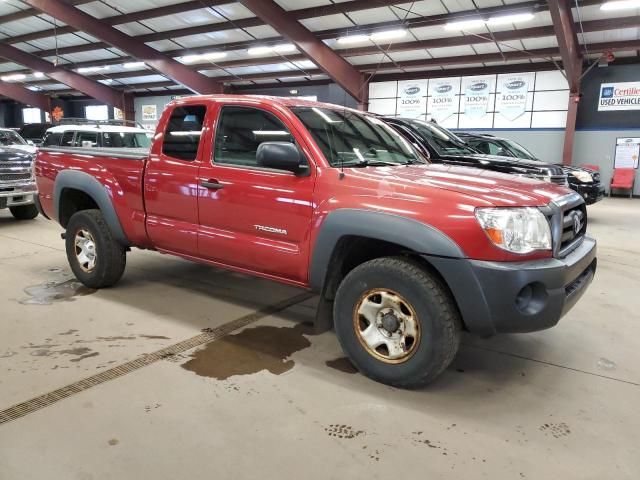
[
  {"xmin": 333, "ymin": 256, "xmax": 461, "ymax": 388},
  {"xmin": 65, "ymin": 209, "xmax": 126, "ymax": 289},
  {"xmin": 10, "ymin": 204, "xmax": 38, "ymax": 220}
]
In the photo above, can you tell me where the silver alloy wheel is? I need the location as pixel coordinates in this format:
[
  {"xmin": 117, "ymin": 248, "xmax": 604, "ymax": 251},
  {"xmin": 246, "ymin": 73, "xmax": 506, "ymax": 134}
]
[
  {"xmin": 74, "ymin": 229, "xmax": 97, "ymax": 273},
  {"xmin": 353, "ymin": 289, "xmax": 421, "ymax": 364}
]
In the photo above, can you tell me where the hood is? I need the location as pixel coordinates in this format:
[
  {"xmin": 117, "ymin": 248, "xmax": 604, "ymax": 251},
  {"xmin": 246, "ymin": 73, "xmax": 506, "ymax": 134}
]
[
  {"xmin": 0, "ymin": 147, "xmax": 34, "ymax": 161},
  {"xmin": 344, "ymin": 163, "xmax": 570, "ymax": 206},
  {"xmin": 2, "ymin": 144, "xmax": 37, "ymax": 155},
  {"xmin": 440, "ymin": 153, "xmax": 565, "ymax": 175}
]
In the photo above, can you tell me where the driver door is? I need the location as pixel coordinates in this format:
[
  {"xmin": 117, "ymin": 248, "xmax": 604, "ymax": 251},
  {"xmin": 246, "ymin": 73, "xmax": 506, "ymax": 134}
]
[{"xmin": 197, "ymin": 104, "xmax": 315, "ymax": 284}]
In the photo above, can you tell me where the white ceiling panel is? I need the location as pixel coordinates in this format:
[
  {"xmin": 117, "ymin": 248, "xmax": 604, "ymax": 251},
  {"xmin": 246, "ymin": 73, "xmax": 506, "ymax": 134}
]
[
  {"xmin": 174, "ymin": 29, "xmax": 253, "ymax": 47},
  {"xmin": 387, "ymin": 50, "xmax": 431, "ymax": 62},
  {"xmin": 56, "ymin": 50, "xmax": 123, "ymax": 63},
  {"xmin": 1, "ymin": 16, "xmax": 60, "ymax": 37},
  {"xmin": 144, "ymin": 40, "xmax": 178, "ymax": 52},
  {"xmin": 212, "ymin": 3, "xmax": 255, "ymax": 20},
  {"xmin": 116, "ymin": 75, "xmax": 168, "ymax": 84},
  {"xmin": 410, "ymin": 25, "xmax": 465, "ymax": 41},
  {"xmin": 581, "ymin": 28, "xmax": 640, "ymax": 45},
  {"xmin": 347, "ymin": 53, "xmax": 387, "ymax": 65},
  {"xmin": 275, "ymin": 0, "xmax": 330, "ymax": 11},
  {"xmin": 521, "ymin": 36, "xmax": 558, "ymax": 50},
  {"xmin": 114, "ymin": 23, "xmax": 154, "ymax": 36},
  {"xmin": 573, "ymin": 4, "xmax": 640, "ymax": 22},
  {"xmin": 138, "ymin": 8, "xmax": 227, "ymax": 32},
  {"xmin": 242, "ymin": 25, "xmax": 280, "ymax": 39},
  {"xmin": 103, "ymin": 0, "xmax": 190, "ymax": 14},
  {"xmin": 440, "ymin": 0, "xmax": 480, "ymax": 13},
  {"xmin": 15, "ymin": 33, "xmax": 90, "ymax": 52},
  {"xmin": 76, "ymin": 2, "xmax": 119, "ymax": 19},
  {"xmin": 0, "ymin": 62, "xmax": 24, "ymax": 73},
  {"xmin": 347, "ymin": 8, "xmax": 399, "ymax": 25},
  {"xmin": 471, "ymin": 43, "xmax": 503, "ymax": 54},
  {"xmin": 428, "ymin": 45, "xmax": 477, "ymax": 57},
  {"xmin": 299, "ymin": 14, "xmax": 353, "ymax": 31},
  {"xmin": 0, "ymin": 3, "xmax": 24, "ymax": 16},
  {"xmin": 442, "ymin": 62, "xmax": 485, "ymax": 69},
  {"xmin": 391, "ymin": 2, "xmax": 448, "ymax": 17}
]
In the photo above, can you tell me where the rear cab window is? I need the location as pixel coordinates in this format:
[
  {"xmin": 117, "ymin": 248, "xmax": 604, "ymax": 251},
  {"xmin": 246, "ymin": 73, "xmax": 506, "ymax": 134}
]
[
  {"xmin": 61, "ymin": 131, "xmax": 75, "ymax": 147},
  {"xmin": 162, "ymin": 105, "xmax": 207, "ymax": 161}
]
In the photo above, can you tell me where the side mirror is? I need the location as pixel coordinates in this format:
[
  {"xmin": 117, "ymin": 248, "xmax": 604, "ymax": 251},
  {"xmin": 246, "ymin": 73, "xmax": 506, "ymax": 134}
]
[{"xmin": 257, "ymin": 142, "xmax": 308, "ymax": 175}]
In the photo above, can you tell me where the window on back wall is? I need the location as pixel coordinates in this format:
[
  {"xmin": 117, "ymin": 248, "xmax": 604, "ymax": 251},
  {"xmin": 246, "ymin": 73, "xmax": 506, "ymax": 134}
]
[
  {"xmin": 22, "ymin": 108, "xmax": 41, "ymax": 124},
  {"xmin": 85, "ymin": 105, "xmax": 109, "ymax": 121}
]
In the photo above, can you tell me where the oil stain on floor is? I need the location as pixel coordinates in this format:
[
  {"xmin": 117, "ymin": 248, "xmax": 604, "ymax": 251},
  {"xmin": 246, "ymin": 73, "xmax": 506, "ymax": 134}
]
[
  {"xmin": 19, "ymin": 280, "xmax": 95, "ymax": 305},
  {"xmin": 181, "ymin": 323, "xmax": 312, "ymax": 380}
]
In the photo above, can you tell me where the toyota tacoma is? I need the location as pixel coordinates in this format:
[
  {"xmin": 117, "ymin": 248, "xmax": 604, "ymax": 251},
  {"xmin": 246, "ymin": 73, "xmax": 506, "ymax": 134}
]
[{"xmin": 34, "ymin": 96, "xmax": 597, "ymax": 388}]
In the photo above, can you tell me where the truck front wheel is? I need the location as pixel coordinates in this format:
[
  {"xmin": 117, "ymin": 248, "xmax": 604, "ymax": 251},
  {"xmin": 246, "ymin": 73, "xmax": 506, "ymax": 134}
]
[
  {"xmin": 10, "ymin": 204, "xmax": 38, "ymax": 220},
  {"xmin": 333, "ymin": 257, "xmax": 461, "ymax": 388},
  {"xmin": 65, "ymin": 209, "xmax": 126, "ymax": 288}
]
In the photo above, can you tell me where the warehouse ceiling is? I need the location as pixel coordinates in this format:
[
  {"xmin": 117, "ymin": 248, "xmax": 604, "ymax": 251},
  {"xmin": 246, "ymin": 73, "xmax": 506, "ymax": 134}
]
[{"xmin": 0, "ymin": 0, "xmax": 638, "ymax": 99}]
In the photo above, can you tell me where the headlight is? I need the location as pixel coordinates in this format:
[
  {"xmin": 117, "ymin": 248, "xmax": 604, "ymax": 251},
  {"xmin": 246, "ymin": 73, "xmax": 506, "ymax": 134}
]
[
  {"xmin": 475, "ymin": 207, "xmax": 552, "ymax": 253},
  {"xmin": 571, "ymin": 171, "xmax": 593, "ymax": 183}
]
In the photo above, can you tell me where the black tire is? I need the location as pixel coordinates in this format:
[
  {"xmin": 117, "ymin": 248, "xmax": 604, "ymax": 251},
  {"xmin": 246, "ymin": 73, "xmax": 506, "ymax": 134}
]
[
  {"xmin": 65, "ymin": 209, "xmax": 126, "ymax": 289},
  {"xmin": 333, "ymin": 256, "xmax": 461, "ymax": 389},
  {"xmin": 9, "ymin": 204, "xmax": 39, "ymax": 220}
]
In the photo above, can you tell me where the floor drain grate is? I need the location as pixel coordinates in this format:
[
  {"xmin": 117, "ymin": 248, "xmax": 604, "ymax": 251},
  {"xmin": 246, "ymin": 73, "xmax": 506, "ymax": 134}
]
[{"xmin": 0, "ymin": 292, "xmax": 315, "ymax": 426}]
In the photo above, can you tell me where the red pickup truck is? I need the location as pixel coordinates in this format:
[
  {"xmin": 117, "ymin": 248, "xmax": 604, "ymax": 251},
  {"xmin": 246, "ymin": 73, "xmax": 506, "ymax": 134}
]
[{"xmin": 35, "ymin": 95, "xmax": 597, "ymax": 388}]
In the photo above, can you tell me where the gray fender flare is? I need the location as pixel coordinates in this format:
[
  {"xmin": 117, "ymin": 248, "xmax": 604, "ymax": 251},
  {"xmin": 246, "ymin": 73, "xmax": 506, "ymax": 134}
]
[
  {"xmin": 53, "ymin": 169, "xmax": 130, "ymax": 246},
  {"xmin": 309, "ymin": 208, "xmax": 465, "ymax": 292}
]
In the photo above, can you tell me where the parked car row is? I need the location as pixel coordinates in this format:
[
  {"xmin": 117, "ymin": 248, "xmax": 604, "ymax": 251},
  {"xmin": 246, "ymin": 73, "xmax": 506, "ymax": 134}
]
[{"xmin": 382, "ymin": 118, "xmax": 605, "ymax": 205}]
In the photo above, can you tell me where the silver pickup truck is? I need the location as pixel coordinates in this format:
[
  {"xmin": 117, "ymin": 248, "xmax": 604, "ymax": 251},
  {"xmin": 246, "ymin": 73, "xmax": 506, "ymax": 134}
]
[{"xmin": 0, "ymin": 147, "xmax": 38, "ymax": 220}]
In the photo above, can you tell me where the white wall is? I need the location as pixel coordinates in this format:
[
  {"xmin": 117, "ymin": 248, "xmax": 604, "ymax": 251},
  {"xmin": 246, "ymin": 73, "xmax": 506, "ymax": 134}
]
[{"xmin": 368, "ymin": 70, "xmax": 569, "ymax": 129}]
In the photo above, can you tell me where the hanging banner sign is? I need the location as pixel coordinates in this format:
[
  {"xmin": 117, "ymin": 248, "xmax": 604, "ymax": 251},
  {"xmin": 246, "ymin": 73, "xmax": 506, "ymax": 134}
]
[
  {"xmin": 598, "ymin": 82, "xmax": 640, "ymax": 111},
  {"xmin": 428, "ymin": 79, "xmax": 457, "ymax": 123},
  {"xmin": 497, "ymin": 76, "xmax": 529, "ymax": 121},
  {"xmin": 396, "ymin": 80, "xmax": 427, "ymax": 118},
  {"xmin": 464, "ymin": 77, "xmax": 491, "ymax": 119}
]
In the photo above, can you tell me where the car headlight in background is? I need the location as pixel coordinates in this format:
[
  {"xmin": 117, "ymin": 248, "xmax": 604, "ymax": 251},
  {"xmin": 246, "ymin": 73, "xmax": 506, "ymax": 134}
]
[
  {"xmin": 475, "ymin": 207, "xmax": 552, "ymax": 254},
  {"xmin": 570, "ymin": 170, "xmax": 593, "ymax": 183}
]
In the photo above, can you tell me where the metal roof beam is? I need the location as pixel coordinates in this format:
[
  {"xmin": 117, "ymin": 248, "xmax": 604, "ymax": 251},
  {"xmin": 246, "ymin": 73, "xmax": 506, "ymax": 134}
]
[
  {"xmin": 238, "ymin": 0, "xmax": 365, "ymax": 102},
  {"xmin": 0, "ymin": 80, "xmax": 50, "ymax": 111},
  {"xmin": 22, "ymin": 0, "xmax": 223, "ymax": 95}
]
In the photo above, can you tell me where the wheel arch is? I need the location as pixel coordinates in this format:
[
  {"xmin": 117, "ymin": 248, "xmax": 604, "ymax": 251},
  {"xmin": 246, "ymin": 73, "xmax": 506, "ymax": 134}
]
[
  {"xmin": 54, "ymin": 170, "xmax": 130, "ymax": 246},
  {"xmin": 309, "ymin": 209, "xmax": 465, "ymax": 297}
]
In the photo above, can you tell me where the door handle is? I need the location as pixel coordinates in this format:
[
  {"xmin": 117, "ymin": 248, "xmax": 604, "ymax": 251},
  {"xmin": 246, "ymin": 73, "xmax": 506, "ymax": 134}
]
[{"xmin": 200, "ymin": 179, "xmax": 224, "ymax": 190}]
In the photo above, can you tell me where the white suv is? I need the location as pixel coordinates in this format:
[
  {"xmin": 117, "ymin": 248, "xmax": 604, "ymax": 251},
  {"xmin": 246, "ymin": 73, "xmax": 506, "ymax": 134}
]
[{"xmin": 43, "ymin": 121, "xmax": 152, "ymax": 149}]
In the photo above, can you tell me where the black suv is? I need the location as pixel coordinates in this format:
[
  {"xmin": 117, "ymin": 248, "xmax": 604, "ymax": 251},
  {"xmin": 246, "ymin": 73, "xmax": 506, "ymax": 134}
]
[
  {"xmin": 384, "ymin": 118, "xmax": 568, "ymax": 187},
  {"xmin": 458, "ymin": 133, "xmax": 605, "ymax": 205}
]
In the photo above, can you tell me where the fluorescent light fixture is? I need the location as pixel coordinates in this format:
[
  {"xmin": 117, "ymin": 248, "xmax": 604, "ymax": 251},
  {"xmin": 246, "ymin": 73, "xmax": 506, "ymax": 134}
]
[
  {"xmin": 180, "ymin": 52, "xmax": 227, "ymax": 63},
  {"xmin": 444, "ymin": 18, "xmax": 485, "ymax": 30},
  {"xmin": 487, "ymin": 12, "xmax": 535, "ymax": 25},
  {"xmin": 600, "ymin": 0, "xmax": 640, "ymax": 9},
  {"xmin": 77, "ymin": 65, "xmax": 109, "ymax": 73},
  {"xmin": 1, "ymin": 73, "xmax": 26, "ymax": 81},
  {"xmin": 370, "ymin": 29, "xmax": 407, "ymax": 41},
  {"xmin": 248, "ymin": 44, "xmax": 296, "ymax": 55},
  {"xmin": 33, "ymin": 71, "xmax": 44, "ymax": 78},
  {"xmin": 27, "ymin": 86, "xmax": 41, "ymax": 91},
  {"xmin": 337, "ymin": 34, "xmax": 370, "ymax": 44},
  {"xmin": 272, "ymin": 44, "xmax": 296, "ymax": 53},
  {"xmin": 123, "ymin": 62, "xmax": 146, "ymax": 69}
]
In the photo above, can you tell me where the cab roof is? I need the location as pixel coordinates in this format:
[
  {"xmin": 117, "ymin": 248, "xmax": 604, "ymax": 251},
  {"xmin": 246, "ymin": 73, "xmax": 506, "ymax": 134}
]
[{"xmin": 169, "ymin": 94, "xmax": 361, "ymax": 113}]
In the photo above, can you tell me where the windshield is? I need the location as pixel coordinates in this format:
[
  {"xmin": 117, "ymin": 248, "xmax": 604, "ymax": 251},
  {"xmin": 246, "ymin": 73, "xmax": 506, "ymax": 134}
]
[
  {"xmin": 291, "ymin": 107, "xmax": 422, "ymax": 167},
  {"xmin": 0, "ymin": 130, "xmax": 27, "ymax": 146},
  {"xmin": 406, "ymin": 120, "xmax": 477, "ymax": 156},
  {"xmin": 103, "ymin": 132, "xmax": 152, "ymax": 148},
  {"xmin": 501, "ymin": 139, "xmax": 536, "ymax": 160}
]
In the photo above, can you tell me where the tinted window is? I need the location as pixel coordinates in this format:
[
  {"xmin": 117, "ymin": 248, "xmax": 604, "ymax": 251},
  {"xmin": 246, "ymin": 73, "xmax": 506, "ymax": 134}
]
[
  {"xmin": 102, "ymin": 132, "xmax": 152, "ymax": 148},
  {"xmin": 162, "ymin": 105, "xmax": 207, "ymax": 161},
  {"xmin": 0, "ymin": 130, "xmax": 27, "ymax": 146},
  {"xmin": 75, "ymin": 131, "xmax": 99, "ymax": 147},
  {"xmin": 406, "ymin": 121, "xmax": 477, "ymax": 156},
  {"xmin": 61, "ymin": 131, "xmax": 75, "ymax": 147},
  {"xmin": 43, "ymin": 132, "xmax": 62, "ymax": 146},
  {"xmin": 293, "ymin": 107, "xmax": 419, "ymax": 167},
  {"xmin": 214, "ymin": 106, "xmax": 293, "ymax": 167}
]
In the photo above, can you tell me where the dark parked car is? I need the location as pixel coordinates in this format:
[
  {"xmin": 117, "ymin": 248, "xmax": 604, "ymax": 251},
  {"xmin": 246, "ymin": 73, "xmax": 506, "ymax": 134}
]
[
  {"xmin": 458, "ymin": 133, "xmax": 605, "ymax": 205},
  {"xmin": 384, "ymin": 118, "xmax": 569, "ymax": 187},
  {"xmin": 18, "ymin": 123, "xmax": 52, "ymax": 147}
]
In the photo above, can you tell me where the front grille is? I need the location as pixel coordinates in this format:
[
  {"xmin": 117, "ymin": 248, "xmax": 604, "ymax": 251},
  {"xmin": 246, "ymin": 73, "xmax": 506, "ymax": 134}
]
[
  {"xmin": 0, "ymin": 160, "xmax": 32, "ymax": 184},
  {"xmin": 550, "ymin": 174, "xmax": 568, "ymax": 186},
  {"xmin": 0, "ymin": 173, "xmax": 31, "ymax": 182},
  {"xmin": 547, "ymin": 193, "xmax": 587, "ymax": 258}
]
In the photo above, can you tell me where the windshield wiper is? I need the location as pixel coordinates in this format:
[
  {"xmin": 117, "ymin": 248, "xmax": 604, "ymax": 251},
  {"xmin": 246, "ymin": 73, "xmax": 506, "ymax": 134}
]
[{"xmin": 350, "ymin": 159, "xmax": 400, "ymax": 167}]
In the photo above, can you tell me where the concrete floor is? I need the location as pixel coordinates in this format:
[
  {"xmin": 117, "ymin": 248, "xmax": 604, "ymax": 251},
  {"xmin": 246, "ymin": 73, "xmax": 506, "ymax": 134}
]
[{"xmin": 0, "ymin": 198, "xmax": 638, "ymax": 479}]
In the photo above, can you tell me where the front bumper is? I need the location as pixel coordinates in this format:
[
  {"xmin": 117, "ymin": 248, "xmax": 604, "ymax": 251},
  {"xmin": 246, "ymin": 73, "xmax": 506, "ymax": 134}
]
[
  {"xmin": 0, "ymin": 182, "xmax": 37, "ymax": 209},
  {"xmin": 570, "ymin": 182, "xmax": 605, "ymax": 205},
  {"xmin": 428, "ymin": 236, "xmax": 597, "ymax": 336}
]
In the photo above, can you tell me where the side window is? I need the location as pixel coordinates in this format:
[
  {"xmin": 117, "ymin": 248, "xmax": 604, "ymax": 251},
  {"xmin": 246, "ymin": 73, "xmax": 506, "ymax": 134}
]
[
  {"xmin": 75, "ymin": 131, "xmax": 99, "ymax": 147},
  {"xmin": 486, "ymin": 141, "xmax": 505, "ymax": 156},
  {"xmin": 162, "ymin": 105, "xmax": 207, "ymax": 161},
  {"xmin": 61, "ymin": 131, "xmax": 75, "ymax": 147},
  {"xmin": 214, "ymin": 106, "xmax": 293, "ymax": 167},
  {"xmin": 43, "ymin": 132, "xmax": 62, "ymax": 146}
]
